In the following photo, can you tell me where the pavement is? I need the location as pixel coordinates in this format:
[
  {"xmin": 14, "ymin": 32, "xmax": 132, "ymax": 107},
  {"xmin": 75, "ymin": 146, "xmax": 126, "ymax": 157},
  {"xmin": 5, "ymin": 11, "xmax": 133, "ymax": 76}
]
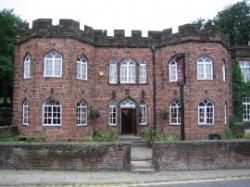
[{"xmin": 0, "ymin": 169, "xmax": 250, "ymax": 186}]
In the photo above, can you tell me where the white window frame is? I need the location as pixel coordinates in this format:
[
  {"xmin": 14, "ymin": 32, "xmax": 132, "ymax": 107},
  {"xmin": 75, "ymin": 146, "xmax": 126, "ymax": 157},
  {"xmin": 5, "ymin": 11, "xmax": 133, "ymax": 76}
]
[
  {"xmin": 222, "ymin": 62, "xmax": 226, "ymax": 82},
  {"xmin": 139, "ymin": 60, "xmax": 147, "ymax": 84},
  {"xmin": 169, "ymin": 59, "xmax": 178, "ymax": 82},
  {"xmin": 224, "ymin": 102, "xmax": 227, "ymax": 124},
  {"xmin": 108, "ymin": 101, "xmax": 117, "ymax": 126},
  {"xmin": 169, "ymin": 100, "xmax": 181, "ymax": 125},
  {"xmin": 42, "ymin": 100, "xmax": 62, "ymax": 126},
  {"xmin": 239, "ymin": 61, "xmax": 250, "ymax": 82},
  {"xmin": 44, "ymin": 51, "xmax": 62, "ymax": 77},
  {"xmin": 139, "ymin": 102, "xmax": 147, "ymax": 125},
  {"xmin": 243, "ymin": 97, "xmax": 250, "ymax": 122},
  {"xmin": 197, "ymin": 56, "xmax": 213, "ymax": 80},
  {"xmin": 198, "ymin": 100, "xmax": 214, "ymax": 125},
  {"xmin": 120, "ymin": 58, "xmax": 136, "ymax": 84},
  {"xmin": 24, "ymin": 55, "xmax": 31, "ymax": 79},
  {"xmin": 76, "ymin": 56, "xmax": 88, "ymax": 80},
  {"xmin": 22, "ymin": 100, "xmax": 29, "ymax": 125},
  {"xmin": 76, "ymin": 101, "xmax": 87, "ymax": 126},
  {"xmin": 109, "ymin": 59, "xmax": 117, "ymax": 84}
]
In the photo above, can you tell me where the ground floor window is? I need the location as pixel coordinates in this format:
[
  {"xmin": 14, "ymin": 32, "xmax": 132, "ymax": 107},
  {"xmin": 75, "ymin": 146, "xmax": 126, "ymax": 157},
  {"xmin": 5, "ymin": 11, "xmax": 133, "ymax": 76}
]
[
  {"xmin": 22, "ymin": 100, "xmax": 29, "ymax": 125},
  {"xmin": 139, "ymin": 102, "xmax": 147, "ymax": 125},
  {"xmin": 43, "ymin": 100, "xmax": 61, "ymax": 126},
  {"xmin": 169, "ymin": 100, "xmax": 181, "ymax": 125},
  {"xmin": 198, "ymin": 100, "xmax": 214, "ymax": 125},
  {"xmin": 243, "ymin": 97, "xmax": 250, "ymax": 122},
  {"xmin": 76, "ymin": 101, "xmax": 87, "ymax": 126},
  {"xmin": 109, "ymin": 101, "xmax": 117, "ymax": 126}
]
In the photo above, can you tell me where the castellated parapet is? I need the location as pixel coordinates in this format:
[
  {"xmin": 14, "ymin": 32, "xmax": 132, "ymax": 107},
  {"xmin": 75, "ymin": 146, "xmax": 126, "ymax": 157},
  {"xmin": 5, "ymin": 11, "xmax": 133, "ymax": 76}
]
[{"xmin": 16, "ymin": 18, "xmax": 228, "ymax": 47}]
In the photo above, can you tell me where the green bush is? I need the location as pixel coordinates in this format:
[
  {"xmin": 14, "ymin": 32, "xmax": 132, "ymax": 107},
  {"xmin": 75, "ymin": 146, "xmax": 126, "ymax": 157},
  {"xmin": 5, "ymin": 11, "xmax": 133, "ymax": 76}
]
[{"xmin": 144, "ymin": 127, "xmax": 156, "ymax": 142}]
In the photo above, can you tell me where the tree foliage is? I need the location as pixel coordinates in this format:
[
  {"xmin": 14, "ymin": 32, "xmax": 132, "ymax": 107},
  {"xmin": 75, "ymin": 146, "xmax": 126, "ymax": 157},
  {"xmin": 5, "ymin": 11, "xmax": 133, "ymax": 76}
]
[
  {"xmin": 231, "ymin": 60, "xmax": 246, "ymax": 121},
  {"xmin": 0, "ymin": 9, "xmax": 24, "ymax": 104},
  {"xmin": 213, "ymin": 0, "xmax": 250, "ymax": 46}
]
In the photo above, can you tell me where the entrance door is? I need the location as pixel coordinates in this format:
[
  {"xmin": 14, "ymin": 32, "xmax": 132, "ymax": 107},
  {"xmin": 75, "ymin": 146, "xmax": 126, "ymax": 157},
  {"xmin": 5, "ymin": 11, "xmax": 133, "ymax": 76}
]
[{"xmin": 121, "ymin": 108, "xmax": 136, "ymax": 134}]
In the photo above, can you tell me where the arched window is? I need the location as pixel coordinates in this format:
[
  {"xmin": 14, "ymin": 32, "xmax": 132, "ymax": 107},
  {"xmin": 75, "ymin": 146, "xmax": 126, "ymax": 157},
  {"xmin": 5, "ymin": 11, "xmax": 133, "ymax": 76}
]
[
  {"xmin": 120, "ymin": 58, "xmax": 136, "ymax": 84},
  {"xmin": 197, "ymin": 56, "xmax": 213, "ymax": 80},
  {"xmin": 76, "ymin": 55, "xmax": 88, "ymax": 80},
  {"xmin": 109, "ymin": 59, "xmax": 117, "ymax": 84},
  {"xmin": 22, "ymin": 100, "xmax": 29, "ymax": 125},
  {"xmin": 120, "ymin": 98, "xmax": 136, "ymax": 109},
  {"xmin": 139, "ymin": 101, "xmax": 147, "ymax": 125},
  {"xmin": 139, "ymin": 60, "xmax": 147, "ymax": 84},
  {"xmin": 43, "ymin": 99, "xmax": 62, "ymax": 126},
  {"xmin": 243, "ymin": 97, "xmax": 250, "ymax": 122},
  {"xmin": 198, "ymin": 100, "xmax": 214, "ymax": 125},
  {"xmin": 224, "ymin": 102, "xmax": 227, "ymax": 124},
  {"xmin": 24, "ymin": 54, "xmax": 31, "ymax": 79},
  {"xmin": 169, "ymin": 100, "xmax": 181, "ymax": 125},
  {"xmin": 169, "ymin": 59, "xmax": 178, "ymax": 82},
  {"xmin": 108, "ymin": 100, "xmax": 117, "ymax": 126},
  {"xmin": 222, "ymin": 61, "xmax": 226, "ymax": 82},
  {"xmin": 76, "ymin": 101, "xmax": 87, "ymax": 126},
  {"xmin": 44, "ymin": 51, "xmax": 62, "ymax": 77}
]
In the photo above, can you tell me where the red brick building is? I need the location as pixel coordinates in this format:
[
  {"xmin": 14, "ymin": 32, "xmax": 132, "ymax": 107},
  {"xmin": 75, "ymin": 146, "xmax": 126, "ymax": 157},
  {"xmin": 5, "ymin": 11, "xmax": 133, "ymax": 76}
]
[{"xmin": 13, "ymin": 19, "xmax": 233, "ymax": 140}]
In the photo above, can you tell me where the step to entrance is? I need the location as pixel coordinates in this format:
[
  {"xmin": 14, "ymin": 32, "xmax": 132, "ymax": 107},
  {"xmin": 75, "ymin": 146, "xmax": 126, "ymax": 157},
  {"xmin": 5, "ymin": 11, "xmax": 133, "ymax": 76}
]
[
  {"xmin": 131, "ymin": 160, "xmax": 155, "ymax": 173},
  {"xmin": 118, "ymin": 135, "xmax": 147, "ymax": 146},
  {"xmin": 118, "ymin": 135, "xmax": 155, "ymax": 173}
]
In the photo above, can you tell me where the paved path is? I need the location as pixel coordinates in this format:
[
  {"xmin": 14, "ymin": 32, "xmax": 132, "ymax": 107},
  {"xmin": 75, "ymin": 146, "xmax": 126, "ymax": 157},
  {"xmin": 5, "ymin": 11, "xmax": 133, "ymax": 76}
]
[{"xmin": 0, "ymin": 169, "xmax": 250, "ymax": 186}]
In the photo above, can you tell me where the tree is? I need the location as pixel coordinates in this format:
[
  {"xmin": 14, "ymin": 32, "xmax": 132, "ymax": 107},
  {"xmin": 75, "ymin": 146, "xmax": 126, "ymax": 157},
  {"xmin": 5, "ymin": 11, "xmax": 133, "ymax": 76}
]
[
  {"xmin": 213, "ymin": 0, "xmax": 250, "ymax": 46},
  {"xmin": 0, "ymin": 9, "xmax": 24, "ymax": 105}
]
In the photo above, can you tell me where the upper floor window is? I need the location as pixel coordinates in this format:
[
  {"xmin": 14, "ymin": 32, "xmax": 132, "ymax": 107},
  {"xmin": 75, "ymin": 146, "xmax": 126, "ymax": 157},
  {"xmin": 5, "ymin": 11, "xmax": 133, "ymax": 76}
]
[
  {"xmin": 120, "ymin": 58, "xmax": 136, "ymax": 84},
  {"xmin": 169, "ymin": 100, "xmax": 181, "ymax": 125},
  {"xmin": 43, "ymin": 99, "xmax": 62, "ymax": 126},
  {"xmin": 243, "ymin": 97, "xmax": 250, "ymax": 122},
  {"xmin": 22, "ymin": 100, "xmax": 29, "ymax": 125},
  {"xmin": 109, "ymin": 59, "xmax": 117, "ymax": 84},
  {"xmin": 76, "ymin": 55, "xmax": 88, "ymax": 80},
  {"xmin": 239, "ymin": 61, "xmax": 250, "ymax": 82},
  {"xmin": 24, "ymin": 54, "xmax": 31, "ymax": 79},
  {"xmin": 198, "ymin": 100, "xmax": 214, "ymax": 125},
  {"xmin": 139, "ymin": 60, "xmax": 147, "ymax": 84},
  {"xmin": 108, "ymin": 100, "xmax": 117, "ymax": 126},
  {"xmin": 169, "ymin": 59, "xmax": 178, "ymax": 82},
  {"xmin": 76, "ymin": 101, "xmax": 87, "ymax": 126},
  {"xmin": 139, "ymin": 101, "xmax": 147, "ymax": 125},
  {"xmin": 222, "ymin": 62, "xmax": 226, "ymax": 82},
  {"xmin": 197, "ymin": 56, "xmax": 213, "ymax": 80},
  {"xmin": 44, "ymin": 51, "xmax": 62, "ymax": 77}
]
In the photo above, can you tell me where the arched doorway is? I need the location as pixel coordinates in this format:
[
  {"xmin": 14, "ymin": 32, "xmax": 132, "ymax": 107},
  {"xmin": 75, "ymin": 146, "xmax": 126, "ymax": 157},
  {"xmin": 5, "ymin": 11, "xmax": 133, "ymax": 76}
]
[{"xmin": 120, "ymin": 98, "xmax": 136, "ymax": 134}]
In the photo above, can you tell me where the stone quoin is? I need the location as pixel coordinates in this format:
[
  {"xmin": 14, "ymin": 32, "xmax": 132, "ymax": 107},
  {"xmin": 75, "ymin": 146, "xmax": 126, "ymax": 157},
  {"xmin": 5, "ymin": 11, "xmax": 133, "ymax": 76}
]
[{"xmin": 13, "ymin": 19, "xmax": 233, "ymax": 140}]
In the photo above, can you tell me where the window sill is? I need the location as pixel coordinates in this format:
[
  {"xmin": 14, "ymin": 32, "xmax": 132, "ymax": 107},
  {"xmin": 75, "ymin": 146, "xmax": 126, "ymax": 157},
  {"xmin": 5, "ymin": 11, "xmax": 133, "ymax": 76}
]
[
  {"xmin": 22, "ymin": 123, "xmax": 29, "ymax": 126},
  {"xmin": 198, "ymin": 123, "xmax": 214, "ymax": 126},
  {"xmin": 170, "ymin": 123, "xmax": 180, "ymax": 126},
  {"xmin": 76, "ymin": 124, "xmax": 87, "ymax": 127},
  {"xmin": 43, "ymin": 124, "xmax": 62, "ymax": 127},
  {"xmin": 139, "ymin": 123, "xmax": 147, "ymax": 126},
  {"xmin": 108, "ymin": 124, "xmax": 117, "ymax": 126}
]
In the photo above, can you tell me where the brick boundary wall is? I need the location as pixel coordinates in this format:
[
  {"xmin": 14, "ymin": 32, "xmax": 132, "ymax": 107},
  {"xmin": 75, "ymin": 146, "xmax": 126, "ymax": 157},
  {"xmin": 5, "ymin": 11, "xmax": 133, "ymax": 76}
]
[
  {"xmin": 0, "ymin": 142, "xmax": 130, "ymax": 171},
  {"xmin": 153, "ymin": 140, "xmax": 250, "ymax": 171},
  {"xmin": 0, "ymin": 125, "xmax": 18, "ymax": 136}
]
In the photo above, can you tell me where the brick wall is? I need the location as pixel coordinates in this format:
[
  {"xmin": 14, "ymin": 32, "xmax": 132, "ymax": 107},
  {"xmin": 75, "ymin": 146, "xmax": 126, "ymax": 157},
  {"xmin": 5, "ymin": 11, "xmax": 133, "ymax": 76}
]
[
  {"xmin": 0, "ymin": 142, "xmax": 130, "ymax": 171},
  {"xmin": 153, "ymin": 141, "xmax": 250, "ymax": 171}
]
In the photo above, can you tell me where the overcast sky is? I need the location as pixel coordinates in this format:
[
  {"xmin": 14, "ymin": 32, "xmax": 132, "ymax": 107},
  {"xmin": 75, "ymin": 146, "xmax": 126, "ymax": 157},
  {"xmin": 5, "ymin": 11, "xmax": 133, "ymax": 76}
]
[{"xmin": 1, "ymin": 0, "xmax": 240, "ymax": 36}]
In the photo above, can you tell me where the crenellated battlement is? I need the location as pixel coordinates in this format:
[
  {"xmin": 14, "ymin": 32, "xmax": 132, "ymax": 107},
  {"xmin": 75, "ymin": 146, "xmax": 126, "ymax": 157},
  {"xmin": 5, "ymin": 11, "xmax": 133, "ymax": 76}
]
[{"xmin": 16, "ymin": 18, "xmax": 229, "ymax": 47}]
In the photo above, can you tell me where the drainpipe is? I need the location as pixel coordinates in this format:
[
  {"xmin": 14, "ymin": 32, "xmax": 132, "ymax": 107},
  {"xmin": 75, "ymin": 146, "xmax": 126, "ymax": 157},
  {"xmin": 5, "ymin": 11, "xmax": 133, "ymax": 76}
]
[{"xmin": 151, "ymin": 45, "xmax": 157, "ymax": 131}]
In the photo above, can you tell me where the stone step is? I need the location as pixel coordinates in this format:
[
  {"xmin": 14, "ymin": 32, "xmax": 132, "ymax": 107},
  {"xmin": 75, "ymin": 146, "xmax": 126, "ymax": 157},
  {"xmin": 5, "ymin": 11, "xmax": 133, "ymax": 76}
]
[{"xmin": 131, "ymin": 160, "xmax": 155, "ymax": 173}]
